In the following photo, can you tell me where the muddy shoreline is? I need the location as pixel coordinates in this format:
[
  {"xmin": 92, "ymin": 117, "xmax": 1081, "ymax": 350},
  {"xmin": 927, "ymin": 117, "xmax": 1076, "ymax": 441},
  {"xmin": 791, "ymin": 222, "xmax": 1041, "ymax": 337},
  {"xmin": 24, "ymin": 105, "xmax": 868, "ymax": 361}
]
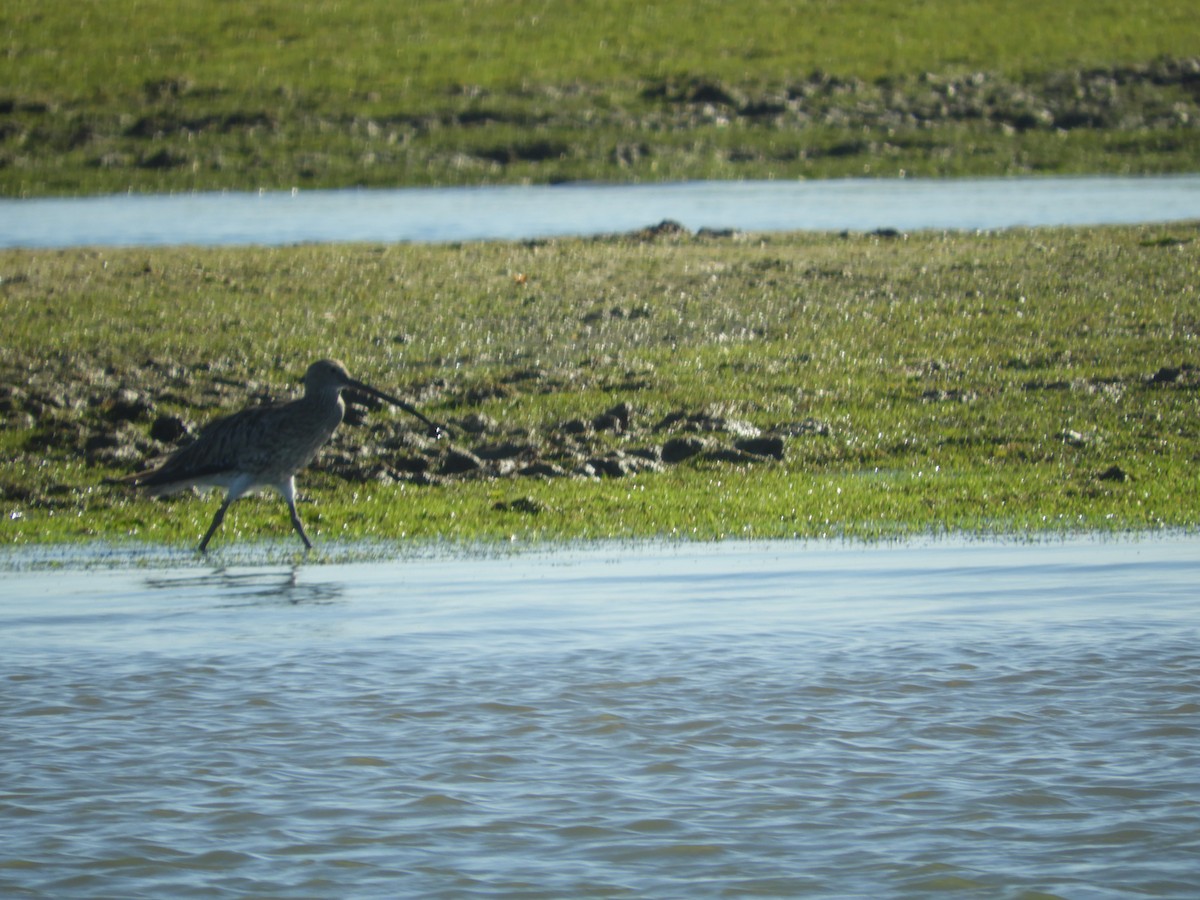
[{"xmin": 4, "ymin": 349, "xmax": 819, "ymax": 517}]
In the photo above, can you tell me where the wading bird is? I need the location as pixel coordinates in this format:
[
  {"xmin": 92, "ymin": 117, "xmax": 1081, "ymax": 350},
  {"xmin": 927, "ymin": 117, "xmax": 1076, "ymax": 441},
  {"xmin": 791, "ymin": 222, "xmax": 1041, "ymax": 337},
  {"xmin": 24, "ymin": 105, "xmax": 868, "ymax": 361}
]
[{"xmin": 118, "ymin": 359, "xmax": 442, "ymax": 552}]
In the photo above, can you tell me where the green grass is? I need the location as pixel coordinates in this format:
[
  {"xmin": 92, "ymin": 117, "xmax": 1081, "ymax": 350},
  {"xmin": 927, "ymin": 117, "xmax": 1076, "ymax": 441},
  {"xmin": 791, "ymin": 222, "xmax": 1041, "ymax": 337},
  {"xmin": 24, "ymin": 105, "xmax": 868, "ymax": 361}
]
[
  {"xmin": 2, "ymin": 0, "xmax": 1199, "ymax": 195},
  {"xmin": 6, "ymin": 0, "xmax": 1193, "ymax": 97},
  {"xmin": 2, "ymin": 223, "xmax": 1198, "ymax": 549}
]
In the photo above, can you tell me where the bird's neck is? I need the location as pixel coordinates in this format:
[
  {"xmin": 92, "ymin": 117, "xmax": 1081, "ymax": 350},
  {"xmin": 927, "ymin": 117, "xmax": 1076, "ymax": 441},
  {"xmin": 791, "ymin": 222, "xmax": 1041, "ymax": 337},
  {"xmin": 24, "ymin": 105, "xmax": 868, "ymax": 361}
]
[{"xmin": 300, "ymin": 388, "xmax": 347, "ymax": 425}]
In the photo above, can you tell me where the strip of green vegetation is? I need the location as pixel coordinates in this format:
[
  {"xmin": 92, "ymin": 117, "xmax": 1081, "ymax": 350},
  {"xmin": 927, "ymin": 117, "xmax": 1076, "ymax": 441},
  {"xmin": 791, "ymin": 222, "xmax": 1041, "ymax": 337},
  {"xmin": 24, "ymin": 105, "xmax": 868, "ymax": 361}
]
[
  {"xmin": 2, "ymin": 0, "xmax": 1199, "ymax": 195},
  {"xmin": 2, "ymin": 223, "xmax": 1197, "ymax": 548}
]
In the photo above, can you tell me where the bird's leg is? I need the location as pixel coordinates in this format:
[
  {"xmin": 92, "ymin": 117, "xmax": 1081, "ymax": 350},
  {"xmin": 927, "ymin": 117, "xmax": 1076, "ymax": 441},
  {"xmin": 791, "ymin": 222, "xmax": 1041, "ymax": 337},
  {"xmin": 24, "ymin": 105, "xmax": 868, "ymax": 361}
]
[
  {"xmin": 279, "ymin": 478, "xmax": 314, "ymax": 550},
  {"xmin": 198, "ymin": 497, "xmax": 231, "ymax": 553},
  {"xmin": 198, "ymin": 475, "xmax": 254, "ymax": 553},
  {"xmin": 288, "ymin": 504, "xmax": 314, "ymax": 550}
]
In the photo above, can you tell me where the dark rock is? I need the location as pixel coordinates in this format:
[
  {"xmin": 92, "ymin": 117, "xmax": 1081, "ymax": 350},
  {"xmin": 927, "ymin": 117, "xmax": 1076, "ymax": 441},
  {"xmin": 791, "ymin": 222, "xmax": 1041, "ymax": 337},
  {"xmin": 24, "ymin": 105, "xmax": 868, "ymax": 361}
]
[
  {"xmin": 24, "ymin": 419, "xmax": 84, "ymax": 453},
  {"xmin": 390, "ymin": 455, "xmax": 431, "ymax": 475},
  {"xmin": 458, "ymin": 412, "xmax": 496, "ymax": 434},
  {"xmin": 1149, "ymin": 366, "xmax": 1182, "ymax": 384},
  {"xmin": 216, "ymin": 111, "xmax": 276, "ymax": 133},
  {"xmin": 643, "ymin": 78, "xmax": 740, "ymax": 106},
  {"xmin": 124, "ymin": 114, "xmax": 174, "ymax": 138},
  {"xmin": 29, "ymin": 388, "xmax": 69, "ymax": 412},
  {"xmin": 601, "ymin": 401, "xmax": 634, "ymax": 431},
  {"xmin": 633, "ymin": 219, "xmax": 690, "ymax": 240},
  {"xmin": 588, "ymin": 456, "xmax": 631, "ymax": 478},
  {"xmin": 519, "ymin": 462, "xmax": 567, "ymax": 478},
  {"xmin": 137, "ymin": 148, "xmax": 187, "ymax": 170},
  {"xmin": 1097, "ymin": 464, "xmax": 1131, "ymax": 482},
  {"xmin": 735, "ymin": 436, "xmax": 786, "ymax": 460},
  {"xmin": 704, "ymin": 447, "xmax": 758, "ymax": 464},
  {"xmin": 149, "ymin": 414, "xmax": 189, "ymax": 443},
  {"xmin": 493, "ymin": 496, "xmax": 546, "ymax": 515},
  {"xmin": 739, "ymin": 100, "xmax": 788, "ymax": 118},
  {"xmin": 474, "ymin": 441, "xmax": 534, "ymax": 461},
  {"xmin": 0, "ymin": 481, "xmax": 34, "ymax": 503},
  {"xmin": 342, "ymin": 403, "xmax": 371, "ymax": 427},
  {"xmin": 405, "ymin": 471, "xmax": 444, "ymax": 487},
  {"xmin": 84, "ymin": 428, "xmax": 143, "ymax": 465},
  {"xmin": 477, "ymin": 140, "xmax": 568, "ymax": 165},
  {"xmin": 823, "ymin": 139, "xmax": 871, "ymax": 158},
  {"xmin": 559, "ymin": 418, "xmax": 591, "ymax": 435},
  {"xmin": 653, "ymin": 411, "xmax": 688, "ymax": 431},
  {"xmin": 592, "ymin": 413, "xmax": 623, "ymax": 433},
  {"xmin": 1023, "ymin": 379, "xmax": 1071, "ymax": 392},
  {"xmin": 364, "ymin": 464, "xmax": 404, "ymax": 483},
  {"xmin": 106, "ymin": 389, "xmax": 154, "ymax": 422},
  {"xmin": 84, "ymin": 432, "xmax": 120, "ymax": 453},
  {"xmin": 0, "ymin": 384, "xmax": 26, "ymax": 413},
  {"xmin": 661, "ymin": 436, "xmax": 707, "ymax": 463},
  {"xmin": 685, "ymin": 81, "xmax": 739, "ymax": 106},
  {"xmin": 439, "ymin": 448, "xmax": 484, "ymax": 475}
]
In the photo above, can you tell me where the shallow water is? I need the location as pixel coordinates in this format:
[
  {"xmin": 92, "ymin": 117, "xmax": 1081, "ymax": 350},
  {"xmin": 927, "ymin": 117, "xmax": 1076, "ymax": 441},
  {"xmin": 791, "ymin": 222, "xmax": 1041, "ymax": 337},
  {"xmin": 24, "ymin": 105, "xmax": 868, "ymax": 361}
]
[
  {"xmin": 2, "ymin": 536, "xmax": 1199, "ymax": 898},
  {"xmin": 3, "ymin": 174, "xmax": 1200, "ymax": 249}
]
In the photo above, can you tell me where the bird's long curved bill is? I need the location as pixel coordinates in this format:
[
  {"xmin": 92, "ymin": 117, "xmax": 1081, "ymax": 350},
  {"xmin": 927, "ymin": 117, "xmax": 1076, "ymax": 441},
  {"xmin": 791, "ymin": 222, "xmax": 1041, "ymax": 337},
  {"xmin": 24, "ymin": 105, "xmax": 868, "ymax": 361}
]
[{"xmin": 349, "ymin": 379, "xmax": 443, "ymax": 435}]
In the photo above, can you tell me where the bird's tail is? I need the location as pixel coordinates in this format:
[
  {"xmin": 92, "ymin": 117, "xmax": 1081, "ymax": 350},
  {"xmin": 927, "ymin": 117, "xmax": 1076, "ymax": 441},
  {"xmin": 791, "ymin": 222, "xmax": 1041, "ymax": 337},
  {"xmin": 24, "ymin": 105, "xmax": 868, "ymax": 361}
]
[
  {"xmin": 103, "ymin": 469, "xmax": 150, "ymax": 487},
  {"xmin": 103, "ymin": 461, "xmax": 178, "ymax": 495}
]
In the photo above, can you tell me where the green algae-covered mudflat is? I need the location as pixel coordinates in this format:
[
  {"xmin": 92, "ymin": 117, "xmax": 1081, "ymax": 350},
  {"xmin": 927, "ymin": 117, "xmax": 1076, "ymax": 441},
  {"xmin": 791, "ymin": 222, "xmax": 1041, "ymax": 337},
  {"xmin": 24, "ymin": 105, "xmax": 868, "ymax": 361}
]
[
  {"xmin": 2, "ymin": 223, "xmax": 1197, "ymax": 547},
  {"xmin": 2, "ymin": 0, "xmax": 1199, "ymax": 196}
]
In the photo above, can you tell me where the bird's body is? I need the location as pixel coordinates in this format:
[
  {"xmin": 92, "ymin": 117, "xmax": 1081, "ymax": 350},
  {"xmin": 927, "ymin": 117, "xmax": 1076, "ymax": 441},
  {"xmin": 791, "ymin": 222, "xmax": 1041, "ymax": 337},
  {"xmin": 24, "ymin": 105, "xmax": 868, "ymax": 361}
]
[
  {"xmin": 119, "ymin": 359, "xmax": 440, "ymax": 552},
  {"xmin": 132, "ymin": 390, "xmax": 346, "ymax": 499}
]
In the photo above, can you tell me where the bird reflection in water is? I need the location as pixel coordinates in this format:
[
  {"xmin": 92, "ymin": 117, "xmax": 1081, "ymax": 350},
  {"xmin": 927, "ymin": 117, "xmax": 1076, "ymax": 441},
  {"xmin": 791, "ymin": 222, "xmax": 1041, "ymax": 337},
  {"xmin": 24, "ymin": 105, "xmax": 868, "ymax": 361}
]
[{"xmin": 144, "ymin": 566, "xmax": 343, "ymax": 606}]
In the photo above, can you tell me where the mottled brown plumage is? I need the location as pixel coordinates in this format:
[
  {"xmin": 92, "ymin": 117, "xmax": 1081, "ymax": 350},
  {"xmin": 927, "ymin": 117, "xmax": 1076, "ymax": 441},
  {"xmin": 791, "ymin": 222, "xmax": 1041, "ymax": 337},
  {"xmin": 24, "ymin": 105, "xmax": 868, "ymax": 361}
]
[{"xmin": 120, "ymin": 359, "xmax": 441, "ymax": 552}]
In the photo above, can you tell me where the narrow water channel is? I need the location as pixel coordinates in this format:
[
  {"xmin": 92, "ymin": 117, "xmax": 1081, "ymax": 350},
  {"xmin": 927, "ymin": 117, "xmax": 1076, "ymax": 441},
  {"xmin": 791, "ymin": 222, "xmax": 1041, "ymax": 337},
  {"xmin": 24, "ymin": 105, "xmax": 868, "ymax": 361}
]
[{"xmin": 3, "ymin": 174, "xmax": 1199, "ymax": 249}]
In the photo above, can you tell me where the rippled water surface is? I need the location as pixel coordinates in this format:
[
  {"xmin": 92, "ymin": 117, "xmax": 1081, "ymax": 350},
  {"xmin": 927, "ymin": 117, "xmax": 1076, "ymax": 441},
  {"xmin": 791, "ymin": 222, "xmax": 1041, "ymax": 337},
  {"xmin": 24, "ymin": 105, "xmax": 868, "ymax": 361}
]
[{"xmin": 3, "ymin": 537, "xmax": 1199, "ymax": 898}]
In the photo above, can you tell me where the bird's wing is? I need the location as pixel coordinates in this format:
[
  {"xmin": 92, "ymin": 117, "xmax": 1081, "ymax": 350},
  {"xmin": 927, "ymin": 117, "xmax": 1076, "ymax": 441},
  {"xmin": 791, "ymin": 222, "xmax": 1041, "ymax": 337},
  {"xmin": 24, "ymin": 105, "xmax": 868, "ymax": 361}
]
[{"xmin": 123, "ymin": 404, "xmax": 285, "ymax": 490}]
